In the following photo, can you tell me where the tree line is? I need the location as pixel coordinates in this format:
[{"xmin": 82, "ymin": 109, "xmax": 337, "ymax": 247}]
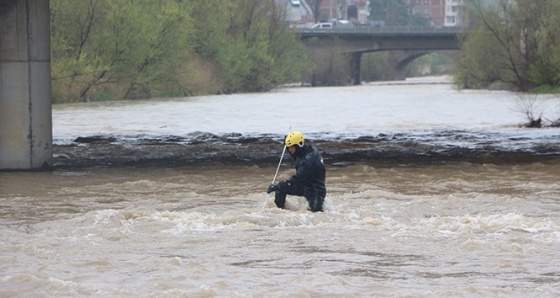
[
  {"xmin": 50, "ymin": 0, "xmax": 560, "ymax": 104},
  {"xmin": 49, "ymin": 0, "xmax": 457, "ymax": 103},
  {"xmin": 50, "ymin": 0, "xmax": 313, "ymax": 103},
  {"xmin": 366, "ymin": 0, "xmax": 560, "ymax": 93},
  {"xmin": 456, "ymin": 0, "xmax": 560, "ymax": 92}
]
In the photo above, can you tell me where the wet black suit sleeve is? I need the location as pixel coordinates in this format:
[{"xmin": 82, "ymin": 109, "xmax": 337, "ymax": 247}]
[{"xmin": 287, "ymin": 146, "xmax": 326, "ymax": 190}]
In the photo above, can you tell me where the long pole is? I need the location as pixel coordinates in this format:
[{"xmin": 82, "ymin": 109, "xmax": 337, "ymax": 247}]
[{"xmin": 262, "ymin": 145, "xmax": 287, "ymax": 209}]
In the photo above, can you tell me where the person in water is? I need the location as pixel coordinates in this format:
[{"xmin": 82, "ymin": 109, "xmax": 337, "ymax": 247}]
[{"xmin": 267, "ymin": 131, "xmax": 326, "ymax": 212}]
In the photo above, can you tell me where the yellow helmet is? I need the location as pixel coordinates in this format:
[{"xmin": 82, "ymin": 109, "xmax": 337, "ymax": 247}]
[{"xmin": 285, "ymin": 131, "xmax": 304, "ymax": 147}]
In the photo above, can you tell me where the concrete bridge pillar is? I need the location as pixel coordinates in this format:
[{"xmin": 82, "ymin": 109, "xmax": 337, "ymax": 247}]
[
  {"xmin": 0, "ymin": 0, "xmax": 52, "ymax": 170},
  {"xmin": 349, "ymin": 52, "xmax": 362, "ymax": 85}
]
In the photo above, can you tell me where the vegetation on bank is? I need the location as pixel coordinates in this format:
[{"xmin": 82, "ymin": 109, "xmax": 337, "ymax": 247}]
[
  {"xmin": 50, "ymin": 0, "xmax": 451, "ymax": 103},
  {"xmin": 455, "ymin": 0, "xmax": 560, "ymax": 92},
  {"xmin": 50, "ymin": 0, "xmax": 313, "ymax": 103},
  {"xmin": 50, "ymin": 0, "xmax": 560, "ymax": 104}
]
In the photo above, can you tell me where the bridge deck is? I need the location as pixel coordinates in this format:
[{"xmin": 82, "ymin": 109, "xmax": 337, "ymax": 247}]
[{"xmin": 296, "ymin": 26, "xmax": 463, "ymax": 37}]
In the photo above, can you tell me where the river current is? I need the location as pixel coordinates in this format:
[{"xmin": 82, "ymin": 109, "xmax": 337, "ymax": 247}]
[{"xmin": 1, "ymin": 77, "xmax": 560, "ymax": 297}]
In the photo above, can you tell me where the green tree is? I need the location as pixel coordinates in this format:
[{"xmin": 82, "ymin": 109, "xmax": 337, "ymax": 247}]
[
  {"xmin": 307, "ymin": 39, "xmax": 350, "ymax": 86},
  {"xmin": 455, "ymin": 0, "xmax": 560, "ymax": 91},
  {"xmin": 51, "ymin": 0, "xmax": 313, "ymax": 101},
  {"xmin": 265, "ymin": 1, "xmax": 314, "ymax": 85},
  {"xmin": 531, "ymin": 0, "xmax": 560, "ymax": 88},
  {"xmin": 191, "ymin": 0, "xmax": 312, "ymax": 92},
  {"xmin": 51, "ymin": 0, "xmax": 106, "ymax": 102},
  {"xmin": 51, "ymin": 0, "xmax": 195, "ymax": 102}
]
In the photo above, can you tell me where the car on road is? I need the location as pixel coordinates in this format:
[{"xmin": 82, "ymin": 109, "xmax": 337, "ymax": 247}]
[
  {"xmin": 290, "ymin": 0, "xmax": 301, "ymax": 6},
  {"xmin": 311, "ymin": 22, "xmax": 333, "ymax": 29}
]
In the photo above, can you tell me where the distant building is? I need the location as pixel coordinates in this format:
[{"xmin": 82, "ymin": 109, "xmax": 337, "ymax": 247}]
[
  {"xmin": 316, "ymin": 0, "xmax": 370, "ymax": 25},
  {"xmin": 406, "ymin": 0, "xmax": 445, "ymax": 26},
  {"xmin": 316, "ymin": 0, "xmax": 343, "ymax": 21},
  {"xmin": 347, "ymin": 0, "xmax": 371, "ymax": 25},
  {"xmin": 406, "ymin": 0, "xmax": 466, "ymax": 27},
  {"xmin": 444, "ymin": 0, "xmax": 466, "ymax": 27}
]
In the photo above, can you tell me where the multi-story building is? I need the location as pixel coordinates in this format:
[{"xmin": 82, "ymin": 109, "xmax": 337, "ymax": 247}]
[
  {"xmin": 316, "ymin": 0, "xmax": 370, "ymax": 25},
  {"xmin": 347, "ymin": 0, "xmax": 371, "ymax": 24},
  {"xmin": 406, "ymin": 0, "xmax": 465, "ymax": 27},
  {"xmin": 444, "ymin": 0, "xmax": 465, "ymax": 27},
  {"xmin": 317, "ymin": 0, "xmax": 346, "ymax": 21},
  {"xmin": 407, "ymin": 0, "xmax": 446, "ymax": 26}
]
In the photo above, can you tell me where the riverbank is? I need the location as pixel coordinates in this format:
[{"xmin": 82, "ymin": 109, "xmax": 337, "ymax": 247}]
[{"xmin": 53, "ymin": 131, "xmax": 560, "ymax": 170}]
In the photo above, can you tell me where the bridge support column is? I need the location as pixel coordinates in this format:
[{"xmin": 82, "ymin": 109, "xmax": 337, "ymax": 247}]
[
  {"xmin": 394, "ymin": 66, "xmax": 407, "ymax": 81},
  {"xmin": 0, "ymin": 0, "xmax": 52, "ymax": 170},
  {"xmin": 349, "ymin": 52, "xmax": 362, "ymax": 85}
]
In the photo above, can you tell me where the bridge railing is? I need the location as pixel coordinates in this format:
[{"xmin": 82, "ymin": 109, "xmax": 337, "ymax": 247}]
[{"xmin": 296, "ymin": 26, "xmax": 463, "ymax": 36}]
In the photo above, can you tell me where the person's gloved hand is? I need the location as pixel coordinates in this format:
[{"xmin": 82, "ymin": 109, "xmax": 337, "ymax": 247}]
[{"xmin": 267, "ymin": 184, "xmax": 278, "ymax": 194}]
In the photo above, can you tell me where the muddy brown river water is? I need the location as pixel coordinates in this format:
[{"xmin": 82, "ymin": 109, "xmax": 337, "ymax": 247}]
[
  {"xmin": 1, "ymin": 162, "xmax": 560, "ymax": 297},
  {"xmin": 2, "ymin": 78, "xmax": 560, "ymax": 297}
]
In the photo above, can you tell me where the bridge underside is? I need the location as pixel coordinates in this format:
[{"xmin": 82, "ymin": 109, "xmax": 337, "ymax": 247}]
[
  {"xmin": 0, "ymin": 0, "xmax": 52, "ymax": 170},
  {"xmin": 304, "ymin": 35, "xmax": 459, "ymax": 53},
  {"xmin": 301, "ymin": 32, "xmax": 460, "ymax": 85}
]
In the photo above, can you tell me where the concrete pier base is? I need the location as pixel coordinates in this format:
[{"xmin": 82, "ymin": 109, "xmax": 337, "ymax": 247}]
[{"xmin": 0, "ymin": 0, "xmax": 52, "ymax": 170}]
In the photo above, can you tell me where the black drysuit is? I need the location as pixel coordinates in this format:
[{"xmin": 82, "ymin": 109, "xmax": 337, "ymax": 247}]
[{"xmin": 274, "ymin": 144, "xmax": 326, "ymax": 212}]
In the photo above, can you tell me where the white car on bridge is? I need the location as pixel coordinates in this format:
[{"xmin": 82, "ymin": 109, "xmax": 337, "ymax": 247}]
[{"xmin": 311, "ymin": 22, "xmax": 333, "ymax": 29}]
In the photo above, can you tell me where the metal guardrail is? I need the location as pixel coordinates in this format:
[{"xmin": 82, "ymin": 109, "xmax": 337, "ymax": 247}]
[{"xmin": 296, "ymin": 26, "xmax": 463, "ymax": 35}]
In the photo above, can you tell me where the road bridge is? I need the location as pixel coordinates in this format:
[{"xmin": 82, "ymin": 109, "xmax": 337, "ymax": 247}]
[{"xmin": 296, "ymin": 26, "xmax": 462, "ymax": 84}]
